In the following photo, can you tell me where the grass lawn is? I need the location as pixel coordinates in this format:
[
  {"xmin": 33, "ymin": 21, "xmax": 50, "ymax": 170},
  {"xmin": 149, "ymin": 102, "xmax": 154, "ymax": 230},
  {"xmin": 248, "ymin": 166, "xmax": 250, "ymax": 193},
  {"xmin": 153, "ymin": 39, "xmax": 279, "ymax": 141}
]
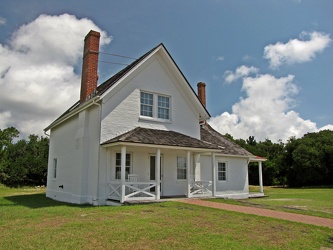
[
  {"xmin": 209, "ymin": 186, "xmax": 333, "ymax": 219},
  {"xmin": 0, "ymin": 185, "xmax": 332, "ymax": 249}
]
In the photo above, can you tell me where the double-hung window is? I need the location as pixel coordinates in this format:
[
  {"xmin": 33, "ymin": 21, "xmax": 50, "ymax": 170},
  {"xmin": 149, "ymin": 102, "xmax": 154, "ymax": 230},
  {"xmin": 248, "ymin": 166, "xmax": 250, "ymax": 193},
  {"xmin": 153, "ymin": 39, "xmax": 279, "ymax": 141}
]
[
  {"xmin": 177, "ymin": 156, "xmax": 186, "ymax": 180},
  {"xmin": 158, "ymin": 95, "xmax": 170, "ymax": 119},
  {"xmin": 217, "ymin": 162, "xmax": 227, "ymax": 181},
  {"xmin": 140, "ymin": 92, "xmax": 153, "ymax": 117},
  {"xmin": 115, "ymin": 153, "xmax": 131, "ymax": 179},
  {"xmin": 140, "ymin": 91, "xmax": 170, "ymax": 121}
]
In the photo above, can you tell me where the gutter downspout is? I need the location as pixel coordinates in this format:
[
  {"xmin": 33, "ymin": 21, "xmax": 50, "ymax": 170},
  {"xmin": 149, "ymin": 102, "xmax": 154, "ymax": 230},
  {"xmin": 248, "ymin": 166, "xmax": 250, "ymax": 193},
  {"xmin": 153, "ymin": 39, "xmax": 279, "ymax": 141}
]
[
  {"xmin": 44, "ymin": 130, "xmax": 50, "ymax": 137},
  {"xmin": 92, "ymin": 99, "xmax": 102, "ymax": 206}
]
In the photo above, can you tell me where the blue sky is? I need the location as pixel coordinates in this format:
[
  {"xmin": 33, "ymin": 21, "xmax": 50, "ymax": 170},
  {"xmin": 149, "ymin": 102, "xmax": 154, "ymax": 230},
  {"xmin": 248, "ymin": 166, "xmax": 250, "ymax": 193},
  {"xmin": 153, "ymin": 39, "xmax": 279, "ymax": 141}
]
[{"xmin": 0, "ymin": 0, "xmax": 332, "ymax": 141}]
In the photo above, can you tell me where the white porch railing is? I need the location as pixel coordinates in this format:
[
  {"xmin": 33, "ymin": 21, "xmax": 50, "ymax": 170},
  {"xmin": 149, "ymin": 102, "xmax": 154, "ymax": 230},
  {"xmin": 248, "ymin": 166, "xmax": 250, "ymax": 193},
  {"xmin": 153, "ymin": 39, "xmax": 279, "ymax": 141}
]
[
  {"xmin": 108, "ymin": 181, "xmax": 157, "ymax": 202},
  {"xmin": 190, "ymin": 180, "xmax": 213, "ymax": 197}
]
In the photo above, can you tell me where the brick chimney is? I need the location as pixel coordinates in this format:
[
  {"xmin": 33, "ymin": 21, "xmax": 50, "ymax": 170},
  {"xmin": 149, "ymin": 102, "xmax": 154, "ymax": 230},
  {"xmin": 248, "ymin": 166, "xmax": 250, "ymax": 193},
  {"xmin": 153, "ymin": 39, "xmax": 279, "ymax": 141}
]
[
  {"xmin": 80, "ymin": 30, "xmax": 100, "ymax": 103},
  {"xmin": 197, "ymin": 82, "xmax": 206, "ymax": 108}
]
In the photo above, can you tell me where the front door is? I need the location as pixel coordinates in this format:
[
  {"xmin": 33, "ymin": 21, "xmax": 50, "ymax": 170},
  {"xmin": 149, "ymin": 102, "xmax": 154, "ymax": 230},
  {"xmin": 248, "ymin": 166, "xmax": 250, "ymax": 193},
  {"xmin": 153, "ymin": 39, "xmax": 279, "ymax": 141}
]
[{"xmin": 150, "ymin": 155, "xmax": 162, "ymax": 194}]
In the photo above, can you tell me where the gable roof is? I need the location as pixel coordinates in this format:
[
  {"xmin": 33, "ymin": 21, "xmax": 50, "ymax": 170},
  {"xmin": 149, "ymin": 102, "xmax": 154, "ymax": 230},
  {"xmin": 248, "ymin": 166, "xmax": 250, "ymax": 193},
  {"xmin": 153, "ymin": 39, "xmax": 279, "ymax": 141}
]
[
  {"xmin": 101, "ymin": 127, "xmax": 221, "ymax": 150},
  {"xmin": 200, "ymin": 123, "xmax": 254, "ymax": 157},
  {"xmin": 45, "ymin": 43, "xmax": 209, "ymax": 132}
]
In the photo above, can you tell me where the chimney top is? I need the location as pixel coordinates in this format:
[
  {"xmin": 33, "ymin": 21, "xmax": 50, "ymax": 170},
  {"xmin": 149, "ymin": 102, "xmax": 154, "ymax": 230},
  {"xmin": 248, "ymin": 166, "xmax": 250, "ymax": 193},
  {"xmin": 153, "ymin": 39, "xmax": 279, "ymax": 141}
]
[
  {"xmin": 197, "ymin": 82, "xmax": 206, "ymax": 108},
  {"xmin": 80, "ymin": 30, "xmax": 100, "ymax": 103}
]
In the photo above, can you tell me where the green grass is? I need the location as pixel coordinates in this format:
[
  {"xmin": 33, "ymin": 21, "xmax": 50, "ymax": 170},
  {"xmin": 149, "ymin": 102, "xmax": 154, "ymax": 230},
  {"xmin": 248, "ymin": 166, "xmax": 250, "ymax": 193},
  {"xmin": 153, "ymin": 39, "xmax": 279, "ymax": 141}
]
[
  {"xmin": 210, "ymin": 186, "xmax": 333, "ymax": 219},
  {"xmin": 0, "ymin": 185, "xmax": 332, "ymax": 249}
]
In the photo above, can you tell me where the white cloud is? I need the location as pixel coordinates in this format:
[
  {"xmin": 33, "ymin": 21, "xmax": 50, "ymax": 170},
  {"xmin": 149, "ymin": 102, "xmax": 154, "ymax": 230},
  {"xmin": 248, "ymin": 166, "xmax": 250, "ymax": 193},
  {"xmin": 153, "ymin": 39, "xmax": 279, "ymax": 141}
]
[
  {"xmin": 224, "ymin": 65, "xmax": 259, "ymax": 84},
  {"xmin": 320, "ymin": 124, "xmax": 333, "ymax": 131},
  {"xmin": 242, "ymin": 54, "xmax": 253, "ymax": 61},
  {"xmin": 209, "ymin": 74, "xmax": 331, "ymax": 142},
  {"xmin": 216, "ymin": 56, "xmax": 224, "ymax": 61},
  {"xmin": 264, "ymin": 31, "xmax": 331, "ymax": 69},
  {"xmin": 0, "ymin": 17, "xmax": 6, "ymax": 25},
  {"xmin": 0, "ymin": 14, "xmax": 111, "ymax": 137}
]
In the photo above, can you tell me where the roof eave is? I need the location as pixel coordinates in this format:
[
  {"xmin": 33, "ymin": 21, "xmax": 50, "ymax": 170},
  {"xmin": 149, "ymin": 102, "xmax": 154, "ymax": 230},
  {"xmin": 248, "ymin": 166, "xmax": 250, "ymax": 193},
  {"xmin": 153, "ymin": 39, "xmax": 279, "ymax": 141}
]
[
  {"xmin": 99, "ymin": 44, "xmax": 163, "ymax": 100},
  {"xmin": 101, "ymin": 141, "xmax": 221, "ymax": 152},
  {"xmin": 158, "ymin": 45, "xmax": 210, "ymax": 120},
  {"xmin": 249, "ymin": 156, "xmax": 267, "ymax": 162},
  {"xmin": 44, "ymin": 96, "xmax": 101, "ymax": 132}
]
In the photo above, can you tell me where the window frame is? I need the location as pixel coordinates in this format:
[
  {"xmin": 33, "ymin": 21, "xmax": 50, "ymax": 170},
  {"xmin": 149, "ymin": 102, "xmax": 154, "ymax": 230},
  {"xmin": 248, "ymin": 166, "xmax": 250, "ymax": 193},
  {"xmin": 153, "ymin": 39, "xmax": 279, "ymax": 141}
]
[
  {"xmin": 115, "ymin": 153, "xmax": 132, "ymax": 180},
  {"xmin": 217, "ymin": 162, "xmax": 227, "ymax": 181},
  {"xmin": 53, "ymin": 158, "xmax": 57, "ymax": 179},
  {"xmin": 157, "ymin": 94, "xmax": 170, "ymax": 120},
  {"xmin": 140, "ymin": 92, "xmax": 154, "ymax": 117},
  {"xmin": 140, "ymin": 91, "xmax": 171, "ymax": 122},
  {"xmin": 177, "ymin": 156, "xmax": 187, "ymax": 180}
]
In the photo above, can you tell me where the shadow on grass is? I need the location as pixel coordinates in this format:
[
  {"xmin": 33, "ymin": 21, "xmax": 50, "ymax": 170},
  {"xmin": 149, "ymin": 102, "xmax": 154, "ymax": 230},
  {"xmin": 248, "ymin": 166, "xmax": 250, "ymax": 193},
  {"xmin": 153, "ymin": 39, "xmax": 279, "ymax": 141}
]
[{"xmin": 3, "ymin": 193, "xmax": 92, "ymax": 209}]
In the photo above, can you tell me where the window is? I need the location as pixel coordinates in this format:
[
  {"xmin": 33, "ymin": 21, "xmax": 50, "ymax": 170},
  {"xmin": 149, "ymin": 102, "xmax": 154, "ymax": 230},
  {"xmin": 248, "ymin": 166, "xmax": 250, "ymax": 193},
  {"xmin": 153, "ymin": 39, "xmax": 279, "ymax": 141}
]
[
  {"xmin": 53, "ymin": 158, "xmax": 57, "ymax": 179},
  {"xmin": 115, "ymin": 153, "xmax": 131, "ymax": 179},
  {"xmin": 218, "ymin": 162, "xmax": 227, "ymax": 181},
  {"xmin": 140, "ymin": 91, "xmax": 170, "ymax": 121},
  {"xmin": 158, "ymin": 95, "xmax": 170, "ymax": 119},
  {"xmin": 140, "ymin": 92, "xmax": 153, "ymax": 117},
  {"xmin": 177, "ymin": 156, "xmax": 186, "ymax": 180}
]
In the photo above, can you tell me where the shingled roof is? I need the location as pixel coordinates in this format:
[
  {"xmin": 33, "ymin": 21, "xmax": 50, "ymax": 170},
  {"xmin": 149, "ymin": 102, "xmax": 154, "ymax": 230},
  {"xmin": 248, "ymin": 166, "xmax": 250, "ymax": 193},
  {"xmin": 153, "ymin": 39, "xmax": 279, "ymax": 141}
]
[
  {"xmin": 200, "ymin": 123, "xmax": 254, "ymax": 157},
  {"xmin": 102, "ymin": 127, "xmax": 221, "ymax": 150},
  {"xmin": 101, "ymin": 125, "xmax": 254, "ymax": 158}
]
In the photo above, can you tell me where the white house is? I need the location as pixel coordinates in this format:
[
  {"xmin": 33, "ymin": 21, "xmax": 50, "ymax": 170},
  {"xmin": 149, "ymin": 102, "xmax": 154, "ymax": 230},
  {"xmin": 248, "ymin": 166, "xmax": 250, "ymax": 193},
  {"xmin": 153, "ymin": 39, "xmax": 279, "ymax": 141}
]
[{"xmin": 44, "ymin": 30, "xmax": 265, "ymax": 205}]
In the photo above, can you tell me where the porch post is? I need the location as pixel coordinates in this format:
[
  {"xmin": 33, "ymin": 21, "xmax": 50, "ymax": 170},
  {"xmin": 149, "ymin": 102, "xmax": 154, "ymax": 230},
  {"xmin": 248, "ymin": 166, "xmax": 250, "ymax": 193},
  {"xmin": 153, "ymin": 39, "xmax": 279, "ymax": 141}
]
[
  {"xmin": 156, "ymin": 148, "xmax": 161, "ymax": 200},
  {"xmin": 211, "ymin": 152, "xmax": 216, "ymax": 196},
  {"xmin": 120, "ymin": 146, "xmax": 126, "ymax": 203},
  {"xmin": 258, "ymin": 161, "xmax": 264, "ymax": 193},
  {"xmin": 186, "ymin": 151, "xmax": 191, "ymax": 198},
  {"xmin": 194, "ymin": 154, "xmax": 201, "ymax": 181}
]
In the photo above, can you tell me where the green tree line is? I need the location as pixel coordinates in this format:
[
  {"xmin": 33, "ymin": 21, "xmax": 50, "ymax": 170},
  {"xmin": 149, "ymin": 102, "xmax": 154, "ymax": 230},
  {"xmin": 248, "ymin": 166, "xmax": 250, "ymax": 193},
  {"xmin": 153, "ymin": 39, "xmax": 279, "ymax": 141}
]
[
  {"xmin": 1, "ymin": 126, "xmax": 332, "ymax": 187},
  {"xmin": 0, "ymin": 127, "xmax": 49, "ymax": 187},
  {"xmin": 228, "ymin": 130, "xmax": 333, "ymax": 187}
]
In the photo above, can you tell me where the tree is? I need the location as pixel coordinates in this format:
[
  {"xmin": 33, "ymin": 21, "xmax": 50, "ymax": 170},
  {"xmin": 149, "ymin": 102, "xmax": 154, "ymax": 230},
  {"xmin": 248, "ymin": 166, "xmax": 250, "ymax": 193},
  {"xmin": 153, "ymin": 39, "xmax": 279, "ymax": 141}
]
[
  {"xmin": 0, "ymin": 127, "xmax": 20, "ymax": 184},
  {"xmin": 0, "ymin": 127, "xmax": 49, "ymax": 187},
  {"xmin": 282, "ymin": 130, "xmax": 333, "ymax": 187}
]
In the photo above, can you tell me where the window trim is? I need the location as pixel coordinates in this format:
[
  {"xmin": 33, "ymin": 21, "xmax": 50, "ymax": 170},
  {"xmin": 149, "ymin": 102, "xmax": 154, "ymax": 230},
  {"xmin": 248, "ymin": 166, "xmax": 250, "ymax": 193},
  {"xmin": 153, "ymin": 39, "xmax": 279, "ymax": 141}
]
[
  {"xmin": 177, "ymin": 156, "xmax": 187, "ymax": 180},
  {"xmin": 217, "ymin": 162, "xmax": 227, "ymax": 182},
  {"xmin": 140, "ymin": 92, "xmax": 153, "ymax": 117},
  {"xmin": 140, "ymin": 90, "xmax": 171, "ymax": 122},
  {"xmin": 157, "ymin": 94, "xmax": 170, "ymax": 120},
  {"xmin": 53, "ymin": 158, "xmax": 57, "ymax": 179}
]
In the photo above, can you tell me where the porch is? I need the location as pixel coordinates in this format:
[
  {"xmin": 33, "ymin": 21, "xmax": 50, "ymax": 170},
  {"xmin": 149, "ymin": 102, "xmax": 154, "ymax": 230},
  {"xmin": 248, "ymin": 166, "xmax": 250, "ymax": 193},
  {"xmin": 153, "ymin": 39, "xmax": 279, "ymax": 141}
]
[{"xmin": 101, "ymin": 127, "xmax": 265, "ymax": 204}]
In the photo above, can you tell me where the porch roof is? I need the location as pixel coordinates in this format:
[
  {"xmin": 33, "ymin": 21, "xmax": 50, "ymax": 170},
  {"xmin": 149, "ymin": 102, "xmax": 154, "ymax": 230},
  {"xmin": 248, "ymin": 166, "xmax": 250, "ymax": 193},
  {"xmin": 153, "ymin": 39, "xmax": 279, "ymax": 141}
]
[
  {"xmin": 200, "ymin": 123, "xmax": 254, "ymax": 157},
  {"xmin": 101, "ymin": 127, "xmax": 221, "ymax": 151}
]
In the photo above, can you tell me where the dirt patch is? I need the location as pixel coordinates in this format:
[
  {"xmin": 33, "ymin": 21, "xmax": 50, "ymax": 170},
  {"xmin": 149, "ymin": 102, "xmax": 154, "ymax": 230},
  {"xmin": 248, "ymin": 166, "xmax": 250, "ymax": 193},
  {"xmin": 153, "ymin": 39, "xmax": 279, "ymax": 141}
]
[
  {"xmin": 264, "ymin": 198, "xmax": 298, "ymax": 201},
  {"xmin": 283, "ymin": 205, "xmax": 308, "ymax": 211},
  {"xmin": 238, "ymin": 200, "xmax": 268, "ymax": 208}
]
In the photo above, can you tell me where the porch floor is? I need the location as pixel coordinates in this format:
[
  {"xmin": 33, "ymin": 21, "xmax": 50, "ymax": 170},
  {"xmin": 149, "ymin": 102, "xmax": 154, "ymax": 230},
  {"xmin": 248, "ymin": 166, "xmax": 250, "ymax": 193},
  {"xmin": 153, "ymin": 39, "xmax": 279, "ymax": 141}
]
[{"xmin": 106, "ymin": 192, "xmax": 267, "ymax": 206}]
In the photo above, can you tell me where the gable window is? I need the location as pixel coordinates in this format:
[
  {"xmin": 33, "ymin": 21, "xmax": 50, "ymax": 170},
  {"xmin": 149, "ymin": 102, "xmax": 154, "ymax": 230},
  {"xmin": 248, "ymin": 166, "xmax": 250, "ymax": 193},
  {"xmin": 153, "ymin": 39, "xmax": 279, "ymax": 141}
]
[
  {"xmin": 140, "ymin": 92, "xmax": 153, "ymax": 117},
  {"xmin": 53, "ymin": 158, "xmax": 57, "ymax": 179},
  {"xmin": 115, "ymin": 153, "xmax": 131, "ymax": 179},
  {"xmin": 217, "ymin": 162, "xmax": 227, "ymax": 181},
  {"xmin": 158, "ymin": 95, "xmax": 170, "ymax": 119},
  {"xmin": 140, "ymin": 91, "xmax": 171, "ymax": 121},
  {"xmin": 177, "ymin": 156, "xmax": 186, "ymax": 180}
]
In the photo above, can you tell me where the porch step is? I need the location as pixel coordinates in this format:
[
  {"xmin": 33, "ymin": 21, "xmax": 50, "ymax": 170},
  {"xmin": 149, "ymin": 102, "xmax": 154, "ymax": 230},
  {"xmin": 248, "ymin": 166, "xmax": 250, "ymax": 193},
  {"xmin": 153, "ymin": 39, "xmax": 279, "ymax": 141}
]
[{"xmin": 106, "ymin": 200, "xmax": 122, "ymax": 206}]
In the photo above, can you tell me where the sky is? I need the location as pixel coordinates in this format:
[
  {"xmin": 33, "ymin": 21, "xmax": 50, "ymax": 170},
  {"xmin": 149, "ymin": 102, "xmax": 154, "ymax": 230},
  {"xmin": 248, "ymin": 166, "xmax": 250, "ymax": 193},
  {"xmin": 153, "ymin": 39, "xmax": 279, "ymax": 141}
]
[{"xmin": 0, "ymin": 0, "xmax": 332, "ymax": 142}]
